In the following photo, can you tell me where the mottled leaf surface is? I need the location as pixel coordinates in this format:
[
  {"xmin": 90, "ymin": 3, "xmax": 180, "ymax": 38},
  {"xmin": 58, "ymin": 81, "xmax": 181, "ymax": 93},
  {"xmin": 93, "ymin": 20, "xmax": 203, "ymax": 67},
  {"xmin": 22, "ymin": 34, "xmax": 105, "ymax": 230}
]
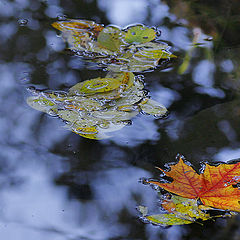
[
  {"xmin": 27, "ymin": 73, "xmax": 167, "ymax": 139},
  {"xmin": 52, "ymin": 19, "xmax": 176, "ymax": 72}
]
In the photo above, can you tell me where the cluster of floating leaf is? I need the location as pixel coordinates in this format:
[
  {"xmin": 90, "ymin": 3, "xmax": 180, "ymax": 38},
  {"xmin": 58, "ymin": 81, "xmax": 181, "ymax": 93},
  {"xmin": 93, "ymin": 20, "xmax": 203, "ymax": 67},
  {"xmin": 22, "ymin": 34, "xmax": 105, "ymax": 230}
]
[
  {"xmin": 27, "ymin": 72, "xmax": 167, "ymax": 139},
  {"xmin": 52, "ymin": 19, "xmax": 176, "ymax": 72},
  {"xmin": 27, "ymin": 19, "xmax": 174, "ymax": 139},
  {"xmin": 139, "ymin": 155, "xmax": 240, "ymax": 226}
]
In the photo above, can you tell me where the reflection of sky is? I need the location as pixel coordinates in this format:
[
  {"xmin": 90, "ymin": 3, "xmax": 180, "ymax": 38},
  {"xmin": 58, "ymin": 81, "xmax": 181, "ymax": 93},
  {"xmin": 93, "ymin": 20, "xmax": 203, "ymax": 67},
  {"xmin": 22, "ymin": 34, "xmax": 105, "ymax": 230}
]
[
  {"xmin": 98, "ymin": 0, "xmax": 148, "ymax": 27},
  {"xmin": 214, "ymin": 148, "xmax": 240, "ymax": 162},
  {"xmin": 193, "ymin": 60, "xmax": 225, "ymax": 98},
  {"xmin": 1, "ymin": 0, "xmax": 240, "ymax": 239},
  {"xmin": 0, "ymin": 155, "xmax": 157, "ymax": 239},
  {"xmin": 0, "ymin": 61, "xmax": 163, "ymax": 239},
  {"xmin": 105, "ymin": 116, "xmax": 160, "ymax": 146}
]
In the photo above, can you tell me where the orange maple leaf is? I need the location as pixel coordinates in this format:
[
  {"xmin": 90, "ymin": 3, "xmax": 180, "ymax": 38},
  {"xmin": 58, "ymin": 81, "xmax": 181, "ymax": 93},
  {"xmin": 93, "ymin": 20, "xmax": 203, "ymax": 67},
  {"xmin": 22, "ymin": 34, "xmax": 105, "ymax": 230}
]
[{"xmin": 148, "ymin": 156, "xmax": 240, "ymax": 212}]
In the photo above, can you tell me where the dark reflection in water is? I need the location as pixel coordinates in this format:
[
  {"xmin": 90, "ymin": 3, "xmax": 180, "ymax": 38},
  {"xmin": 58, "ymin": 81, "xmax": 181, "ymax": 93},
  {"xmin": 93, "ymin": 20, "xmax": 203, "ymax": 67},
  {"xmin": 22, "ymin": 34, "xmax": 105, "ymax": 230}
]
[{"xmin": 1, "ymin": 0, "xmax": 240, "ymax": 239}]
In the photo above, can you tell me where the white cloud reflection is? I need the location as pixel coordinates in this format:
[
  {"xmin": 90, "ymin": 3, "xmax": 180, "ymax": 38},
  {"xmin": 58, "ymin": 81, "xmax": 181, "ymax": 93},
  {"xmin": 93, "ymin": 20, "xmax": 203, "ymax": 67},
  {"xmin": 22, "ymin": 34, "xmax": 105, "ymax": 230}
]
[
  {"xmin": 98, "ymin": 0, "xmax": 147, "ymax": 27},
  {"xmin": 214, "ymin": 148, "xmax": 240, "ymax": 163}
]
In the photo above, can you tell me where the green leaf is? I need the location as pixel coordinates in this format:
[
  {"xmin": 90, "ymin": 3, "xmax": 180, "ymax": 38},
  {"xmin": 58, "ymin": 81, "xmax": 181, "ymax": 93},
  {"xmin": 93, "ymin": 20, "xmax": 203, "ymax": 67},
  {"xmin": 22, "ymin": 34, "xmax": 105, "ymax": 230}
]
[
  {"xmin": 69, "ymin": 77, "xmax": 124, "ymax": 95},
  {"xmin": 125, "ymin": 25, "xmax": 156, "ymax": 44},
  {"xmin": 97, "ymin": 26, "xmax": 125, "ymax": 52}
]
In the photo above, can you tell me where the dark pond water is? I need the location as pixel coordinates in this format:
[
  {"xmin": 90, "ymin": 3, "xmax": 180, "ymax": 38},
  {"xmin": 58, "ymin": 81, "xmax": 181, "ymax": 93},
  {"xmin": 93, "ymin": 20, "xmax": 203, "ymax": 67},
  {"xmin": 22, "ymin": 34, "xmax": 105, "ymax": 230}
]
[{"xmin": 1, "ymin": 0, "xmax": 240, "ymax": 239}]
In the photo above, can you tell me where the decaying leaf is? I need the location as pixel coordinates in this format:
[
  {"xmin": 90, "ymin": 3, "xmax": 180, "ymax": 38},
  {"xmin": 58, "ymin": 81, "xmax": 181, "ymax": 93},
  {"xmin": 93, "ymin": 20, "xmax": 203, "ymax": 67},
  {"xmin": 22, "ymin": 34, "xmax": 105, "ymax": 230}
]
[
  {"xmin": 141, "ymin": 211, "xmax": 194, "ymax": 226},
  {"xmin": 51, "ymin": 19, "xmax": 104, "ymax": 38},
  {"xmin": 52, "ymin": 19, "xmax": 176, "ymax": 72},
  {"xmin": 138, "ymin": 194, "xmax": 213, "ymax": 226},
  {"xmin": 97, "ymin": 26, "xmax": 125, "ymax": 52},
  {"xmin": 27, "ymin": 72, "xmax": 167, "ymax": 140},
  {"xmin": 139, "ymin": 98, "xmax": 167, "ymax": 117},
  {"xmin": 148, "ymin": 156, "xmax": 240, "ymax": 212},
  {"xmin": 161, "ymin": 194, "xmax": 212, "ymax": 221}
]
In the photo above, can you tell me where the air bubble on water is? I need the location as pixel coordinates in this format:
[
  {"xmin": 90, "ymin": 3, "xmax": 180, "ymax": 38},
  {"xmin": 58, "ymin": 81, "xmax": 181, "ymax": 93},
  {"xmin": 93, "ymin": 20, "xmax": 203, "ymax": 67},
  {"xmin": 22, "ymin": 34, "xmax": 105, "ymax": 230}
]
[
  {"xmin": 135, "ymin": 74, "xmax": 145, "ymax": 82},
  {"xmin": 204, "ymin": 37, "xmax": 213, "ymax": 41},
  {"xmin": 139, "ymin": 216, "xmax": 151, "ymax": 224},
  {"xmin": 47, "ymin": 109, "xmax": 58, "ymax": 117},
  {"xmin": 27, "ymin": 86, "xmax": 36, "ymax": 92},
  {"xmin": 18, "ymin": 19, "xmax": 28, "ymax": 26},
  {"xmin": 99, "ymin": 122, "xmax": 109, "ymax": 129},
  {"xmin": 26, "ymin": 86, "xmax": 40, "ymax": 95},
  {"xmin": 138, "ymin": 178, "xmax": 148, "ymax": 184},
  {"xmin": 57, "ymin": 15, "xmax": 67, "ymax": 21},
  {"xmin": 151, "ymin": 184, "xmax": 160, "ymax": 191},
  {"xmin": 155, "ymin": 28, "xmax": 161, "ymax": 37}
]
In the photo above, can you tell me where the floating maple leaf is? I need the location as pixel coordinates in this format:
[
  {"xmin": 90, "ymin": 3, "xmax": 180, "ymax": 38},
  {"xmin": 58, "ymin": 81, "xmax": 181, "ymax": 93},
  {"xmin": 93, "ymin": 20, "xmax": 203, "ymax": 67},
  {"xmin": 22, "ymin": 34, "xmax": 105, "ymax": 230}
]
[{"xmin": 148, "ymin": 155, "xmax": 240, "ymax": 212}]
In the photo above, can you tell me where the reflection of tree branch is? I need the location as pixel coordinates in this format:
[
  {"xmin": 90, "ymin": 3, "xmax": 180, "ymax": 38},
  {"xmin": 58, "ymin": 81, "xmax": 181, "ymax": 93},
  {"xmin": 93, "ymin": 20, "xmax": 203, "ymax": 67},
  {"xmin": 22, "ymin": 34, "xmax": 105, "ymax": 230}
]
[{"xmin": 214, "ymin": 215, "xmax": 240, "ymax": 240}]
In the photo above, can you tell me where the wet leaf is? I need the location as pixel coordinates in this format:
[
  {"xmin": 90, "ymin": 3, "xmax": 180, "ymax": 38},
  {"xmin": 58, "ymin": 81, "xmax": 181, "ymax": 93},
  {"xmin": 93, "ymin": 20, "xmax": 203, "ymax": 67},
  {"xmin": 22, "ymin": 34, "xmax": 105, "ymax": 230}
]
[
  {"xmin": 52, "ymin": 19, "xmax": 176, "ymax": 72},
  {"xmin": 138, "ymin": 205, "xmax": 194, "ymax": 226},
  {"xmin": 139, "ymin": 191, "xmax": 227, "ymax": 226},
  {"xmin": 52, "ymin": 19, "xmax": 104, "ymax": 37},
  {"xmin": 161, "ymin": 195, "xmax": 212, "ymax": 221},
  {"xmin": 52, "ymin": 19, "xmax": 105, "ymax": 53},
  {"xmin": 125, "ymin": 25, "xmax": 156, "ymax": 44},
  {"xmin": 27, "ymin": 73, "xmax": 167, "ymax": 140},
  {"xmin": 146, "ymin": 213, "xmax": 194, "ymax": 226},
  {"xmin": 97, "ymin": 26, "xmax": 125, "ymax": 52},
  {"xmin": 69, "ymin": 77, "xmax": 123, "ymax": 94},
  {"xmin": 148, "ymin": 156, "xmax": 240, "ymax": 212},
  {"xmin": 139, "ymin": 98, "xmax": 168, "ymax": 117},
  {"xmin": 69, "ymin": 72, "xmax": 135, "ymax": 99}
]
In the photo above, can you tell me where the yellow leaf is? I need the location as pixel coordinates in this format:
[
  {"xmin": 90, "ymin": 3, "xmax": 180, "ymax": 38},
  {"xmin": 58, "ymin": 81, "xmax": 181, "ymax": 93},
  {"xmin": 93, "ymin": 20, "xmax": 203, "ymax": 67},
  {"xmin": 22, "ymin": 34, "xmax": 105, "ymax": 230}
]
[
  {"xmin": 51, "ymin": 20, "xmax": 104, "ymax": 38},
  {"xmin": 161, "ymin": 195, "xmax": 212, "ymax": 221},
  {"xmin": 146, "ymin": 213, "xmax": 194, "ymax": 226}
]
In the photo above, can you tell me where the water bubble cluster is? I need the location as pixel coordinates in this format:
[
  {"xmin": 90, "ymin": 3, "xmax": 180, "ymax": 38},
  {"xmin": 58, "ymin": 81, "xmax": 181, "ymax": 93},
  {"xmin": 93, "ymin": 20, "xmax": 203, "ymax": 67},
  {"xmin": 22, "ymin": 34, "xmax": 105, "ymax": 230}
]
[{"xmin": 18, "ymin": 19, "xmax": 28, "ymax": 26}]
